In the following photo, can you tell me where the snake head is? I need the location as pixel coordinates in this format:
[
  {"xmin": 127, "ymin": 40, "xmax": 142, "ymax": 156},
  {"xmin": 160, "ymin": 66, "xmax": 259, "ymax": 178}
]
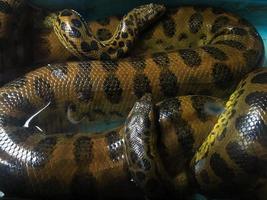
[{"xmin": 132, "ymin": 3, "xmax": 166, "ymax": 29}]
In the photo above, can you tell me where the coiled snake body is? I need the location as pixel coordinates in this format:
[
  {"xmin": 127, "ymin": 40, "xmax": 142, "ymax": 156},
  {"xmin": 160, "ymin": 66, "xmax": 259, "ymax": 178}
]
[{"xmin": 0, "ymin": 1, "xmax": 266, "ymax": 199}]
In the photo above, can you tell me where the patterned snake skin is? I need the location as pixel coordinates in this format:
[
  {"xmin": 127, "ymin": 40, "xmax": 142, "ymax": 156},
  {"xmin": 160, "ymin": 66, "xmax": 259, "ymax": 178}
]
[{"xmin": 0, "ymin": 1, "xmax": 266, "ymax": 199}]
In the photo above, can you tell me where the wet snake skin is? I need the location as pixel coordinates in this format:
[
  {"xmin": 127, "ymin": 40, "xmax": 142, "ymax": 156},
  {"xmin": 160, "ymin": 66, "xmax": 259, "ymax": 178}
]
[{"xmin": 0, "ymin": 1, "xmax": 267, "ymax": 199}]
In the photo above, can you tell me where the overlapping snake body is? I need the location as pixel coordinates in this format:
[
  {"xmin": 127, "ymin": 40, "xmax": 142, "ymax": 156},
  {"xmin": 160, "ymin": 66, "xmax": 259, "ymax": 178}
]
[{"xmin": 0, "ymin": 1, "xmax": 266, "ymax": 199}]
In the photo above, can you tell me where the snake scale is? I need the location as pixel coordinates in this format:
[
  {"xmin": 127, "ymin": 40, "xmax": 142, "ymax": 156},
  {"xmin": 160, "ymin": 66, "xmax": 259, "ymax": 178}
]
[{"xmin": 0, "ymin": 0, "xmax": 266, "ymax": 199}]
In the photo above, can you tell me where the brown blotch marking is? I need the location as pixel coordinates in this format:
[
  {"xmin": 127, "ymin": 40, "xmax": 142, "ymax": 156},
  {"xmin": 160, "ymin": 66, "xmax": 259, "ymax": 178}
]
[
  {"xmin": 118, "ymin": 41, "xmax": 125, "ymax": 47},
  {"xmin": 74, "ymin": 67, "xmax": 93, "ymax": 103},
  {"xmin": 162, "ymin": 15, "xmax": 176, "ymax": 37},
  {"xmin": 129, "ymin": 56, "xmax": 146, "ymax": 70},
  {"xmin": 251, "ymin": 72, "xmax": 267, "ymax": 84},
  {"xmin": 215, "ymin": 40, "xmax": 245, "ymax": 51},
  {"xmin": 243, "ymin": 49, "xmax": 260, "ymax": 70},
  {"xmin": 125, "ymin": 19, "xmax": 134, "ymax": 26},
  {"xmin": 105, "ymin": 131, "xmax": 124, "ymax": 161},
  {"xmin": 210, "ymin": 153, "xmax": 235, "ymax": 180},
  {"xmin": 80, "ymin": 41, "xmax": 92, "ymax": 53},
  {"xmin": 235, "ymin": 113, "xmax": 267, "ymax": 148},
  {"xmin": 103, "ymin": 74, "xmax": 123, "ymax": 104},
  {"xmin": 211, "ymin": 16, "xmax": 230, "ymax": 33},
  {"xmin": 121, "ymin": 32, "xmax": 128, "ymax": 39},
  {"xmin": 178, "ymin": 49, "xmax": 201, "ymax": 67},
  {"xmin": 126, "ymin": 39, "xmax": 132, "ymax": 48},
  {"xmin": 176, "ymin": 117, "xmax": 195, "ymax": 156},
  {"xmin": 159, "ymin": 70, "xmax": 179, "ymax": 97},
  {"xmin": 188, "ymin": 12, "xmax": 203, "ymax": 33},
  {"xmin": 101, "ymin": 60, "xmax": 118, "ymax": 71},
  {"xmin": 96, "ymin": 28, "xmax": 112, "ymax": 41},
  {"xmin": 158, "ymin": 97, "xmax": 181, "ymax": 120},
  {"xmin": 212, "ymin": 63, "xmax": 234, "ymax": 90},
  {"xmin": 116, "ymin": 48, "xmax": 125, "ymax": 57},
  {"xmin": 152, "ymin": 52, "xmax": 170, "ymax": 67},
  {"xmin": 229, "ymin": 27, "xmax": 248, "ymax": 36},
  {"xmin": 34, "ymin": 78, "xmax": 55, "ymax": 103},
  {"xmin": 71, "ymin": 172, "xmax": 98, "ymax": 198},
  {"xmin": 78, "ymin": 61, "xmax": 92, "ymax": 72},
  {"xmin": 32, "ymin": 137, "xmax": 58, "ymax": 167},
  {"xmin": 133, "ymin": 73, "xmax": 152, "ymax": 98},
  {"xmin": 108, "ymin": 47, "xmax": 116, "ymax": 54},
  {"xmin": 74, "ymin": 136, "xmax": 93, "ymax": 164},
  {"xmin": 202, "ymin": 46, "xmax": 228, "ymax": 61},
  {"xmin": 226, "ymin": 141, "xmax": 267, "ymax": 176}
]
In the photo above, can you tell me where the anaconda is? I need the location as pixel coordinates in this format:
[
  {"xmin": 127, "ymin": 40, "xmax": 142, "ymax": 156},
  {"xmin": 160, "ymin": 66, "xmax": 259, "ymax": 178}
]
[{"xmin": 0, "ymin": 1, "xmax": 266, "ymax": 199}]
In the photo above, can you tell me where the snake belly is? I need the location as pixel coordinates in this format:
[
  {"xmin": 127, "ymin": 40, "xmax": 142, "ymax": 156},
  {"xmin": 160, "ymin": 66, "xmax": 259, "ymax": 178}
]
[{"xmin": 0, "ymin": 1, "xmax": 266, "ymax": 199}]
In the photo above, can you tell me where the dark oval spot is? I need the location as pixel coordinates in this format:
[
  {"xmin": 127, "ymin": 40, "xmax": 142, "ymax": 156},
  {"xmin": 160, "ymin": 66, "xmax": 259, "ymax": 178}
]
[
  {"xmin": 162, "ymin": 15, "xmax": 176, "ymax": 37},
  {"xmin": 101, "ymin": 60, "xmax": 118, "ymax": 71},
  {"xmin": 202, "ymin": 46, "xmax": 228, "ymax": 61},
  {"xmin": 133, "ymin": 74, "xmax": 151, "ymax": 98},
  {"xmin": 74, "ymin": 72, "xmax": 93, "ymax": 103},
  {"xmin": 121, "ymin": 32, "xmax": 128, "ymax": 39},
  {"xmin": 33, "ymin": 137, "xmax": 58, "ymax": 167},
  {"xmin": 74, "ymin": 136, "xmax": 93, "ymax": 164},
  {"xmin": 80, "ymin": 42, "xmax": 92, "ymax": 53},
  {"xmin": 34, "ymin": 78, "xmax": 55, "ymax": 103},
  {"xmin": 178, "ymin": 49, "xmax": 201, "ymax": 67},
  {"xmin": 210, "ymin": 153, "xmax": 235, "ymax": 180},
  {"xmin": 130, "ymin": 56, "xmax": 146, "ymax": 70},
  {"xmin": 159, "ymin": 70, "xmax": 179, "ymax": 97},
  {"xmin": 188, "ymin": 12, "xmax": 203, "ymax": 33},
  {"xmin": 251, "ymin": 72, "xmax": 267, "ymax": 84},
  {"xmin": 212, "ymin": 63, "xmax": 234, "ymax": 90},
  {"xmin": 214, "ymin": 40, "xmax": 245, "ymax": 51},
  {"xmin": 152, "ymin": 52, "xmax": 170, "ymax": 67},
  {"xmin": 103, "ymin": 74, "xmax": 123, "ymax": 104},
  {"xmin": 118, "ymin": 41, "xmax": 125, "ymax": 47},
  {"xmin": 226, "ymin": 141, "xmax": 267, "ymax": 175},
  {"xmin": 243, "ymin": 49, "xmax": 260, "ymax": 70},
  {"xmin": 211, "ymin": 16, "xmax": 230, "ymax": 33}
]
